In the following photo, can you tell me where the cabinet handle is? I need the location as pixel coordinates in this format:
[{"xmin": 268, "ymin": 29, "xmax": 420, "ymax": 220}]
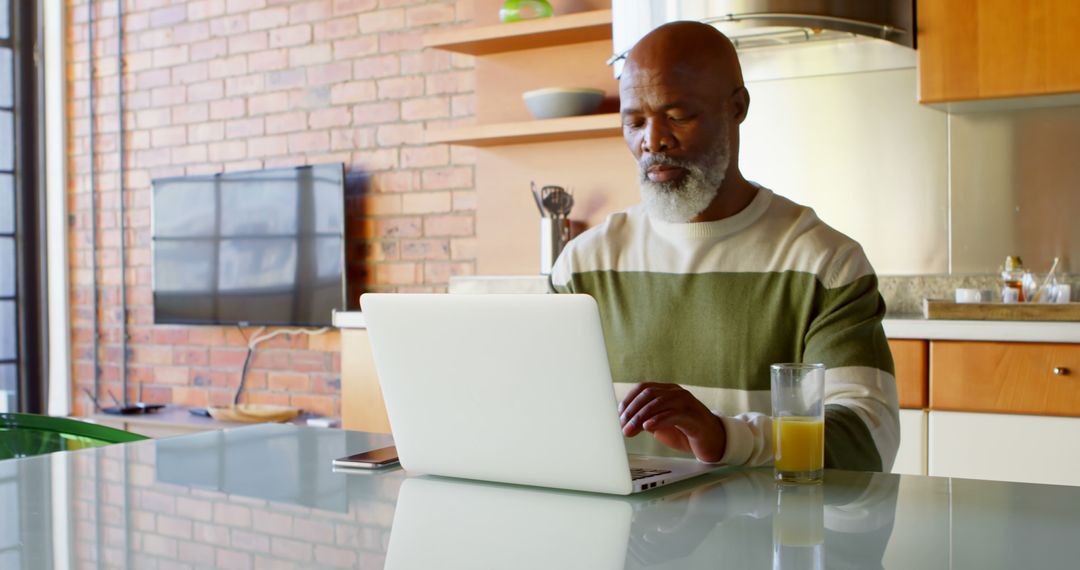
[{"xmin": 1053, "ymin": 367, "xmax": 1070, "ymax": 376}]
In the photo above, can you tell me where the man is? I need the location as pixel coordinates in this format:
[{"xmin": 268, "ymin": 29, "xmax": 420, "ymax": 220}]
[{"xmin": 550, "ymin": 22, "xmax": 899, "ymax": 471}]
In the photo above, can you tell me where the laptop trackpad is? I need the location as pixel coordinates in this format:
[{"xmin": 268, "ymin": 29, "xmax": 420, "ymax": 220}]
[{"xmin": 629, "ymin": 456, "xmax": 721, "ymax": 479}]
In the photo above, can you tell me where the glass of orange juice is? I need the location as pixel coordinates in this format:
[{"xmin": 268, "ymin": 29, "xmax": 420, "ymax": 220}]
[{"xmin": 771, "ymin": 363, "xmax": 825, "ymax": 483}]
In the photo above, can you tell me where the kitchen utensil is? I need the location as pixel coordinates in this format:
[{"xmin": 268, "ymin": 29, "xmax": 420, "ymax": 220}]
[
  {"xmin": 522, "ymin": 88, "xmax": 604, "ymax": 120},
  {"xmin": 537, "ymin": 185, "xmax": 573, "ymax": 274},
  {"xmin": 530, "ymin": 181, "xmax": 546, "ymax": 217},
  {"xmin": 555, "ymin": 189, "xmax": 574, "ymax": 216},
  {"xmin": 540, "ymin": 185, "xmax": 573, "ymax": 218}
]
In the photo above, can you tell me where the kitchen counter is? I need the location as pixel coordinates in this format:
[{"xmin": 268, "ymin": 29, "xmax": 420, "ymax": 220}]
[
  {"xmin": 336, "ymin": 293, "xmax": 1080, "ymax": 343},
  {"xmin": 5, "ymin": 424, "xmax": 1080, "ymax": 568},
  {"xmin": 883, "ymin": 315, "xmax": 1080, "ymax": 343}
]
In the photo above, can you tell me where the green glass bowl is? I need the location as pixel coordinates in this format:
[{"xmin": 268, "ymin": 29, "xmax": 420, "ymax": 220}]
[{"xmin": 500, "ymin": 0, "xmax": 554, "ymax": 22}]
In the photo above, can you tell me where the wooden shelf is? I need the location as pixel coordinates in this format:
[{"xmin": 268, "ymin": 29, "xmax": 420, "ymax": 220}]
[
  {"xmin": 423, "ymin": 9, "xmax": 613, "ymax": 55},
  {"xmin": 425, "ymin": 113, "xmax": 621, "ymax": 146}
]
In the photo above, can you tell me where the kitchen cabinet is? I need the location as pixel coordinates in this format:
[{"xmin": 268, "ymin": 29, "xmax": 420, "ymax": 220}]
[
  {"xmin": 930, "ymin": 341, "xmax": 1080, "ymax": 416},
  {"xmin": 888, "ymin": 339, "xmax": 929, "ymax": 475},
  {"xmin": 918, "ymin": 0, "xmax": 1080, "ymax": 107},
  {"xmin": 890, "ymin": 339, "xmax": 929, "ymax": 409},
  {"xmin": 922, "ymin": 339, "xmax": 1080, "ymax": 485},
  {"xmin": 894, "ymin": 408, "xmax": 927, "ymax": 476},
  {"xmin": 929, "ymin": 410, "xmax": 1080, "ymax": 486},
  {"xmin": 884, "ymin": 330, "xmax": 1080, "ymax": 484}
]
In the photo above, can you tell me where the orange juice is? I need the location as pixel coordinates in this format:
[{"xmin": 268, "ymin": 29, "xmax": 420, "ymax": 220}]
[{"xmin": 772, "ymin": 416, "xmax": 824, "ymax": 475}]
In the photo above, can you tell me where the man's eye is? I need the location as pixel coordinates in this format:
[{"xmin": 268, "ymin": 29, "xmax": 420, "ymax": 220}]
[
  {"xmin": 669, "ymin": 115, "xmax": 691, "ymax": 122},
  {"xmin": 624, "ymin": 119, "xmax": 644, "ymax": 129}
]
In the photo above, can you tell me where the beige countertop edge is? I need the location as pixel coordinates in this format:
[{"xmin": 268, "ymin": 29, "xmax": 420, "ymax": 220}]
[
  {"xmin": 883, "ymin": 317, "xmax": 1080, "ymax": 343},
  {"xmin": 332, "ymin": 308, "xmax": 1080, "ymax": 343}
]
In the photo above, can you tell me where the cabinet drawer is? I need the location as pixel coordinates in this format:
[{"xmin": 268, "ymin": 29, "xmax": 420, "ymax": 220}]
[
  {"xmin": 930, "ymin": 341, "xmax": 1080, "ymax": 416},
  {"xmin": 889, "ymin": 339, "xmax": 928, "ymax": 409}
]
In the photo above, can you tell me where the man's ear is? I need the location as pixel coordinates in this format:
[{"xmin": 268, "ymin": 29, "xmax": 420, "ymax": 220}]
[{"xmin": 732, "ymin": 86, "xmax": 750, "ymax": 124}]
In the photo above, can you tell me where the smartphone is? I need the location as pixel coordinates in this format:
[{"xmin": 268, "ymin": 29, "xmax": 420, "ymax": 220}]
[{"xmin": 332, "ymin": 446, "xmax": 399, "ymax": 469}]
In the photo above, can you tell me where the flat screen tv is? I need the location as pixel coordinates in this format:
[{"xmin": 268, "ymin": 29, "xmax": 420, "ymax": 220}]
[{"xmin": 152, "ymin": 163, "xmax": 345, "ymax": 327}]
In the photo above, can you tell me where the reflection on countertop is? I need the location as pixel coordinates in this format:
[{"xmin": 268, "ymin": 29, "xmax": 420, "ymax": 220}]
[
  {"xmin": 386, "ymin": 469, "xmax": 901, "ymax": 570},
  {"xmin": 6, "ymin": 424, "xmax": 1080, "ymax": 568}
]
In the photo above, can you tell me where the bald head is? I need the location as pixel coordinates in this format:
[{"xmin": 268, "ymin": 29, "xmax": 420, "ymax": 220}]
[
  {"xmin": 619, "ymin": 22, "xmax": 754, "ymax": 223},
  {"xmin": 623, "ymin": 22, "xmax": 744, "ymax": 94}
]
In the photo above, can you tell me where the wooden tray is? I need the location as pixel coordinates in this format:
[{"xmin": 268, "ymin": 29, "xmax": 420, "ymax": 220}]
[{"xmin": 923, "ymin": 299, "xmax": 1080, "ymax": 321}]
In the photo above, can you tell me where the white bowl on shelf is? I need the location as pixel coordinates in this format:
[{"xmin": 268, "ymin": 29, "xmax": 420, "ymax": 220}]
[{"xmin": 522, "ymin": 87, "xmax": 605, "ymax": 120}]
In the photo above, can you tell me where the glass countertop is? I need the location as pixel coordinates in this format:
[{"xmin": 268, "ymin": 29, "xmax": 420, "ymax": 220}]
[{"xmin": 2, "ymin": 424, "xmax": 1079, "ymax": 569}]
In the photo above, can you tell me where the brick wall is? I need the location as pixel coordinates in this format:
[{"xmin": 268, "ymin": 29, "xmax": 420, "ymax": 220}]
[{"xmin": 67, "ymin": 0, "xmax": 477, "ymax": 416}]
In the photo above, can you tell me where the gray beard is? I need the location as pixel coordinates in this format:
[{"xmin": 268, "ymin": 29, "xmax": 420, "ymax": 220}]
[{"xmin": 639, "ymin": 134, "xmax": 731, "ymax": 223}]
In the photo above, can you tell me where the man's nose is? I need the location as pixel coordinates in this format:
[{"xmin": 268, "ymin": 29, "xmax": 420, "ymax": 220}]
[{"xmin": 642, "ymin": 119, "xmax": 672, "ymax": 154}]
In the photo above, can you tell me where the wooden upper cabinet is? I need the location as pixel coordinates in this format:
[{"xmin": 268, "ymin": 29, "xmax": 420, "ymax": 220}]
[{"xmin": 918, "ymin": 0, "xmax": 1080, "ymax": 103}]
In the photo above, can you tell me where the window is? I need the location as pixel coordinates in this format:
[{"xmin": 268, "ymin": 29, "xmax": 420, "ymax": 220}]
[
  {"xmin": 0, "ymin": 0, "xmax": 43, "ymax": 413},
  {"xmin": 0, "ymin": 0, "xmax": 16, "ymax": 412}
]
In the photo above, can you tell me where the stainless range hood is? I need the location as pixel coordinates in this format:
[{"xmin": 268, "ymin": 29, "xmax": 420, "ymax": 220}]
[{"xmin": 610, "ymin": 0, "xmax": 915, "ymax": 78}]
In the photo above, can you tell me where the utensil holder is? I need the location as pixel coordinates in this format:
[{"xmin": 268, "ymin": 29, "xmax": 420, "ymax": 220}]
[{"xmin": 540, "ymin": 217, "xmax": 571, "ymax": 274}]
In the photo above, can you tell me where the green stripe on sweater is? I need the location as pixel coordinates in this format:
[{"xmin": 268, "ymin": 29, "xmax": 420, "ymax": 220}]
[
  {"xmin": 556, "ymin": 270, "xmax": 893, "ymax": 391},
  {"xmin": 825, "ymin": 404, "xmax": 883, "ymax": 472}
]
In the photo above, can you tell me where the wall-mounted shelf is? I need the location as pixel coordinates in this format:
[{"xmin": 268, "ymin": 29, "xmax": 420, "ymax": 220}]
[
  {"xmin": 423, "ymin": 9, "xmax": 613, "ymax": 55},
  {"xmin": 425, "ymin": 113, "xmax": 621, "ymax": 147}
]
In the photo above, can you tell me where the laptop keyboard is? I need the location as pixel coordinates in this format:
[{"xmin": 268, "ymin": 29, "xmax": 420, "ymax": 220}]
[{"xmin": 630, "ymin": 467, "xmax": 672, "ymax": 481}]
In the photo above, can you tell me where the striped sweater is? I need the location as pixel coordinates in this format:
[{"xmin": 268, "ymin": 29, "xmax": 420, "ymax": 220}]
[{"xmin": 550, "ymin": 186, "xmax": 899, "ymax": 472}]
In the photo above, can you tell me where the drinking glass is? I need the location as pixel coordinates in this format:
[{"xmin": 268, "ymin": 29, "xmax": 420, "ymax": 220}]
[{"xmin": 771, "ymin": 363, "xmax": 825, "ymax": 483}]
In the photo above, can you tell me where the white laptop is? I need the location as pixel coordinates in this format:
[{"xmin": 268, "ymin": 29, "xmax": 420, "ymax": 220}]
[{"xmin": 360, "ymin": 293, "xmax": 723, "ymax": 495}]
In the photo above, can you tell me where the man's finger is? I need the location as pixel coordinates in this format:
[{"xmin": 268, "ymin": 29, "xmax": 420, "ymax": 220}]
[
  {"xmin": 625, "ymin": 395, "xmax": 675, "ymax": 433},
  {"xmin": 618, "ymin": 382, "xmax": 653, "ymax": 414},
  {"xmin": 619, "ymin": 385, "xmax": 661, "ymax": 428},
  {"xmin": 642, "ymin": 410, "xmax": 681, "ymax": 432}
]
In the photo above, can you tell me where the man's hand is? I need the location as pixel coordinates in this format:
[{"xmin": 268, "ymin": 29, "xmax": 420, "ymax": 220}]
[{"xmin": 619, "ymin": 383, "xmax": 727, "ymax": 463}]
